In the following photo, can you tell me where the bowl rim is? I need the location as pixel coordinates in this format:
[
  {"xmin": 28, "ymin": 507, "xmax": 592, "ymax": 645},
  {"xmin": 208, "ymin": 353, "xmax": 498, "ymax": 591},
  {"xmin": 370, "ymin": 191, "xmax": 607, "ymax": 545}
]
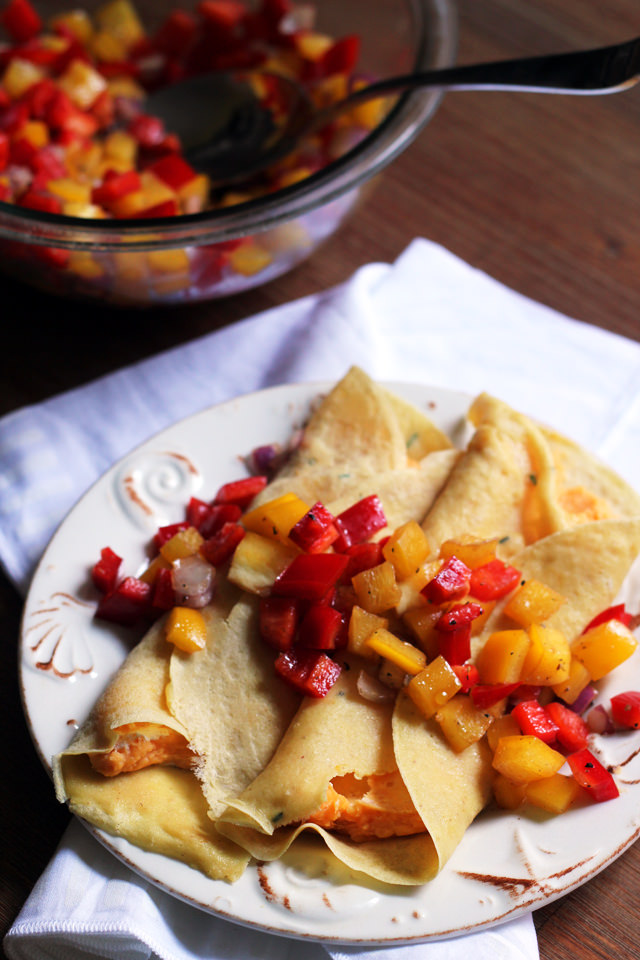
[{"xmin": 0, "ymin": 0, "xmax": 458, "ymax": 251}]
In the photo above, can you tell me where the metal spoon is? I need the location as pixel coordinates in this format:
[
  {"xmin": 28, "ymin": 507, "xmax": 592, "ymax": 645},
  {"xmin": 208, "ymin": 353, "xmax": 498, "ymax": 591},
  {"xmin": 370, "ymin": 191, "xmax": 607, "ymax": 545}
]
[{"xmin": 147, "ymin": 37, "xmax": 640, "ymax": 184}]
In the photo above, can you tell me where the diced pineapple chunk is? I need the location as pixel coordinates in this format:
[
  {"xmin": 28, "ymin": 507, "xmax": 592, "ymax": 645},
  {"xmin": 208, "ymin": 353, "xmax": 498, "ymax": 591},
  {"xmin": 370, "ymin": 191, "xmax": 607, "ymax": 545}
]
[
  {"xmin": 524, "ymin": 773, "xmax": 583, "ymax": 814},
  {"xmin": 435, "ymin": 695, "xmax": 493, "ymax": 752},
  {"xmin": 551, "ymin": 656, "xmax": 592, "ymax": 704},
  {"xmin": 227, "ymin": 531, "xmax": 298, "ymax": 595},
  {"xmin": 402, "ymin": 605, "xmax": 442, "ymax": 659},
  {"xmin": 520, "ymin": 623, "xmax": 570, "ymax": 685},
  {"xmin": 486, "ymin": 713, "xmax": 521, "ymax": 752},
  {"xmin": 439, "ymin": 537, "xmax": 499, "ymax": 569},
  {"xmin": 476, "ymin": 629, "xmax": 530, "ymax": 684},
  {"xmin": 407, "ymin": 655, "xmax": 462, "ymax": 719},
  {"xmin": 242, "ymin": 493, "xmax": 309, "ymax": 544},
  {"xmin": 352, "ymin": 561, "xmax": 402, "ymax": 614},
  {"xmin": 382, "ymin": 521, "xmax": 430, "ymax": 581},
  {"xmin": 492, "ymin": 735, "xmax": 565, "ymax": 783},
  {"xmin": 94, "ymin": 0, "xmax": 145, "ymax": 48},
  {"xmin": 347, "ymin": 606, "xmax": 388, "ymax": 659},
  {"xmin": 159, "ymin": 527, "xmax": 203, "ymax": 563},
  {"xmin": 3, "ymin": 58, "xmax": 45, "ymax": 98},
  {"xmin": 492, "ymin": 772, "xmax": 526, "ymax": 809},
  {"xmin": 58, "ymin": 59, "xmax": 108, "ymax": 110},
  {"xmin": 504, "ymin": 578, "xmax": 566, "ymax": 627}
]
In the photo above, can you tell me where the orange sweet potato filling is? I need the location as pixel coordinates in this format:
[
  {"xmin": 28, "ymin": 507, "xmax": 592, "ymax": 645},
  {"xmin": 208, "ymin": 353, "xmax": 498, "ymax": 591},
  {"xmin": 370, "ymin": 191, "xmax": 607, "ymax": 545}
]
[
  {"xmin": 89, "ymin": 725, "xmax": 195, "ymax": 777},
  {"xmin": 307, "ymin": 770, "xmax": 425, "ymax": 841}
]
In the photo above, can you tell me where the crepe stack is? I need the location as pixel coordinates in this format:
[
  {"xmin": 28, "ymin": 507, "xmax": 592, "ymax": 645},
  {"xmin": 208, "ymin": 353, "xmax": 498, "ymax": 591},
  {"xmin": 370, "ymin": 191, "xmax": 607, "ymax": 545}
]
[{"xmin": 54, "ymin": 368, "xmax": 640, "ymax": 886}]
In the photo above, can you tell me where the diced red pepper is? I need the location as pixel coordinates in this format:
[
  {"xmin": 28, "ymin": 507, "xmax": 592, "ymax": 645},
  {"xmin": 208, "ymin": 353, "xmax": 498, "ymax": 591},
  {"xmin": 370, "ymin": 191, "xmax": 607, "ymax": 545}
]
[
  {"xmin": 582, "ymin": 603, "xmax": 633, "ymax": 633},
  {"xmin": 318, "ymin": 34, "xmax": 361, "ymax": 76},
  {"xmin": 422, "ymin": 556, "xmax": 472, "ymax": 604},
  {"xmin": 259, "ymin": 595, "xmax": 299, "ymax": 651},
  {"xmin": 289, "ymin": 501, "xmax": 338, "ymax": 554},
  {"xmin": 152, "ymin": 566, "xmax": 176, "ymax": 610},
  {"xmin": 0, "ymin": 131, "xmax": 8, "ymax": 172},
  {"xmin": 546, "ymin": 700, "xmax": 590, "ymax": 751},
  {"xmin": 437, "ymin": 623, "xmax": 471, "ymax": 665},
  {"xmin": 334, "ymin": 494, "xmax": 387, "ymax": 550},
  {"xmin": 18, "ymin": 190, "xmax": 63, "ymax": 214},
  {"xmin": 567, "ymin": 748, "xmax": 619, "ymax": 802},
  {"xmin": 148, "ymin": 153, "xmax": 197, "ymax": 190},
  {"xmin": 610, "ymin": 691, "xmax": 640, "ymax": 729},
  {"xmin": 199, "ymin": 502, "xmax": 242, "ymax": 538},
  {"xmin": 274, "ymin": 647, "xmax": 342, "ymax": 697},
  {"xmin": 509, "ymin": 684, "xmax": 543, "ymax": 706},
  {"xmin": 272, "ymin": 552, "xmax": 349, "ymax": 601},
  {"xmin": 213, "ymin": 475, "xmax": 267, "ymax": 509},
  {"xmin": 198, "ymin": 0, "xmax": 248, "ymax": 29},
  {"xmin": 1, "ymin": 0, "xmax": 41, "ymax": 42},
  {"xmin": 91, "ymin": 170, "xmax": 141, "ymax": 207},
  {"xmin": 95, "ymin": 576, "xmax": 152, "ymax": 626},
  {"xmin": 185, "ymin": 497, "xmax": 210, "ymax": 530},
  {"xmin": 154, "ymin": 8, "xmax": 198, "ymax": 57},
  {"xmin": 154, "ymin": 521, "xmax": 191, "ymax": 549},
  {"xmin": 200, "ymin": 521, "xmax": 245, "ymax": 566},
  {"xmin": 470, "ymin": 682, "xmax": 520, "ymax": 709},
  {"xmin": 512, "ymin": 699, "xmax": 560, "ymax": 744},
  {"xmin": 339, "ymin": 541, "xmax": 383, "ymax": 583},
  {"xmin": 136, "ymin": 199, "xmax": 179, "ymax": 218},
  {"xmin": 91, "ymin": 546, "xmax": 122, "ymax": 594},
  {"xmin": 469, "ymin": 559, "xmax": 522, "ymax": 601},
  {"xmin": 298, "ymin": 604, "xmax": 344, "ymax": 650},
  {"xmin": 127, "ymin": 113, "xmax": 167, "ymax": 148},
  {"xmin": 435, "ymin": 601, "xmax": 484, "ymax": 631},
  {"xmin": 452, "ymin": 661, "xmax": 480, "ymax": 693}
]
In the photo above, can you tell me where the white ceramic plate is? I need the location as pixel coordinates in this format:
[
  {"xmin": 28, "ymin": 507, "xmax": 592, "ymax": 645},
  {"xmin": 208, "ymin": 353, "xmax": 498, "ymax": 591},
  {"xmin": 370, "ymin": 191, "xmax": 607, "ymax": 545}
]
[{"xmin": 19, "ymin": 381, "xmax": 640, "ymax": 945}]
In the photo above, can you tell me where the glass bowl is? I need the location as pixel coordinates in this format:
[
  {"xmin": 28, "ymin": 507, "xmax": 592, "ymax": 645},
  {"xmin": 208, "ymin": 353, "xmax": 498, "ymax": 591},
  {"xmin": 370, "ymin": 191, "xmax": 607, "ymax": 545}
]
[{"xmin": 0, "ymin": 0, "xmax": 456, "ymax": 306}]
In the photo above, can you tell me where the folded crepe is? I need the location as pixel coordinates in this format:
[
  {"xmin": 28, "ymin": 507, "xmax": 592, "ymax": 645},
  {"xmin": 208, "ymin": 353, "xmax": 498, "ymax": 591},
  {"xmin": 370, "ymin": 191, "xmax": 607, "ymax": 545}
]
[{"xmin": 52, "ymin": 370, "xmax": 640, "ymax": 889}]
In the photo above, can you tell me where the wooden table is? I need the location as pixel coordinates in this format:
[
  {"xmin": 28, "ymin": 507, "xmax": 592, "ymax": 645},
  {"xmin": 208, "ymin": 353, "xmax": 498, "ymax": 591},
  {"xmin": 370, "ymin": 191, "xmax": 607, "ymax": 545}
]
[{"xmin": 2, "ymin": 0, "xmax": 639, "ymax": 957}]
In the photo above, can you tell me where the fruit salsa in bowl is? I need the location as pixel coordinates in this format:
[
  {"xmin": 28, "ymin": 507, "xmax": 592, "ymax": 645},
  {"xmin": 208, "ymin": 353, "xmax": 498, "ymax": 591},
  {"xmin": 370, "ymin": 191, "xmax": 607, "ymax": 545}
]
[{"xmin": 0, "ymin": 0, "xmax": 456, "ymax": 306}]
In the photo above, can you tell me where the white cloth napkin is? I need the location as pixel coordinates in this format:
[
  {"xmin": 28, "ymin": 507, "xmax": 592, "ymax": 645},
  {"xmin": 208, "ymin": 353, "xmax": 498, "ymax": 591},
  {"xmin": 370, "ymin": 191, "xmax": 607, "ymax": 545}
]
[{"xmin": 8, "ymin": 234, "xmax": 640, "ymax": 960}]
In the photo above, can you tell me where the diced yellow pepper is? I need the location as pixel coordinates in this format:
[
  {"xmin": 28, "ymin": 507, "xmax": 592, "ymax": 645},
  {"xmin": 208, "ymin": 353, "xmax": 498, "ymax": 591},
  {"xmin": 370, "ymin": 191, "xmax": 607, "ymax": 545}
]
[
  {"xmin": 295, "ymin": 31, "xmax": 333, "ymax": 60},
  {"xmin": 439, "ymin": 537, "xmax": 499, "ymax": 569},
  {"xmin": 2, "ymin": 58, "xmax": 46, "ymax": 98},
  {"xmin": 435, "ymin": 695, "xmax": 493, "ymax": 753},
  {"xmin": 571, "ymin": 618, "xmax": 638, "ymax": 681},
  {"xmin": 165, "ymin": 606, "xmax": 207, "ymax": 653},
  {"xmin": 347, "ymin": 605, "xmax": 388, "ymax": 659},
  {"xmin": 382, "ymin": 521, "xmax": 430, "ymax": 581},
  {"xmin": 352, "ymin": 561, "xmax": 402, "ymax": 614},
  {"xmin": 62, "ymin": 202, "xmax": 106, "ymax": 219},
  {"xmin": 242, "ymin": 492, "xmax": 310, "ymax": 544},
  {"xmin": 103, "ymin": 129, "xmax": 137, "ymax": 166},
  {"xmin": 138, "ymin": 553, "xmax": 171, "ymax": 585},
  {"xmin": 520, "ymin": 623, "xmax": 571, "ymax": 685},
  {"xmin": 476, "ymin": 629, "xmax": 530, "ymax": 684},
  {"xmin": 95, "ymin": 0, "xmax": 145, "ymax": 48},
  {"xmin": 112, "ymin": 250, "xmax": 148, "ymax": 282},
  {"xmin": 492, "ymin": 735, "xmax": 565, "ymax": 783},
  {"xmin": 407, "ymin": 655, "xmax": 462, "ymax": 719},
  {"xmin": 106, "ymin": 75, "xmax": 146, "ymax": 100},
  {"xmin": 228, "ymin": 243, "xmax": 273, "ymax": 277},
  {"xmin": 67, "ymin": 251, "xmax": 105, "ymax": 279},
  {"xmin": 47, "ymin": 178, "xmax": 92, "ymax": 204},
  {"xmin": 524, "ymin": 772, "xmax": 583, "ymax": 814},
  {"xmin": 486, "ymin": 713, "xmax": 521, "ymax": 752},
  {"xmin": 469, "ymin": 597, "xmax": 496, "ymax": 634},
  {"xmin": 147, "ymin": 248, "xmax": 190, "ymax": 274},
  {"xmin": 178, "ymin": 173, "xmax": 210, "ymax": 212},
  {"xmin": 276, "ymin": 167, "xmax": 313, "ymax": 189},
  {"xmin": 159, "ymin": 527, "xmax": 203, "ymax": 563},
  {"xmin": 227, "ymin": 530, "xmax": 298, "ymax": 595},
  {"xmin": 551, "ymin": 655, "xmax": 592, "ymax": 704},
  {"xmin": 366, "ymin": 628, "xmax": 426, "ymax": 676},
  {"xmin": 504, "ymin": 578, "xmax": 566, "ymax": 627},
  {"xmin": 492, "ymin": 773, "xmax": 526, "ymax": 809},
  {"xmin": 58, "ymin": 59, "xmax": 108, "ymax": 110},
  {"xmin": 50, "ymin": 10, "xmax": 94, "ymax": 44},
  {"xmin": 15, "ymin": 120, "xmax": 49, "ymax": 148},
  {"xmin": 90, "ymin": 28, "xmax": 128, "ymax": 62}
]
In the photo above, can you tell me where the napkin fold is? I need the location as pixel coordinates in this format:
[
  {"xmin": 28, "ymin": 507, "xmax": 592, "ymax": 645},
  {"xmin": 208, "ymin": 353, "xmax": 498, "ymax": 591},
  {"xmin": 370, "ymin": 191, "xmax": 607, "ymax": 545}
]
[{"xmin": 7, "ymin": 235, "xmax": 640, "ymax": 959}]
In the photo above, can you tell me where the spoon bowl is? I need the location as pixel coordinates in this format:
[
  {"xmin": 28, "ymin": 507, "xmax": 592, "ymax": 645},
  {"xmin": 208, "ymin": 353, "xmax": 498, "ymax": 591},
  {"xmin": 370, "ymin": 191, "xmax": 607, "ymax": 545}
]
[{"xmin": 148, "ymin": 37, "xmax": 640, "ymax": 184}]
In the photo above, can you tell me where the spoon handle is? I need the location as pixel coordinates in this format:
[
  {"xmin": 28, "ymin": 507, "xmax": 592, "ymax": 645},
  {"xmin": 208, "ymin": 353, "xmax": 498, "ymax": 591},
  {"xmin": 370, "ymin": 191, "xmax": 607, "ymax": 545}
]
[{"xmin": 322, "ymin": 37, "xmax": 640, "ymax": 122}]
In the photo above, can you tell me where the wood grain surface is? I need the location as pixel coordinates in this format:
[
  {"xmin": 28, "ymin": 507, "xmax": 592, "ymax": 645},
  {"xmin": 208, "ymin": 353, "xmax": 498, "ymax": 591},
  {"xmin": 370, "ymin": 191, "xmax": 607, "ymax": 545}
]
[{"xmin": 2, "ymin": 0, "xmax": 640, "ymax": 957}]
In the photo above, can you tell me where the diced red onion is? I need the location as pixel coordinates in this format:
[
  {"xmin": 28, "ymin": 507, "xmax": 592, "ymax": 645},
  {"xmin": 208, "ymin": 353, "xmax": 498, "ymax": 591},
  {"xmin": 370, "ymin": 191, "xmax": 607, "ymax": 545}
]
[
  {"xmin": 172, "ymin": 555, "xmax": 215, "ymax": 608},
  {"xmin": 356, "ymin": 669, "xmax": 396, "ymax": 703},
  {"xmin": 280, "ymin": 4, "xmax": 316, "ymax": 33},
  {"xmin": 587, "ymin": 703, "xmax": 615, "ymax": 735},
  {"xmin": 567, "ymin": 683, "xmax": 597, "ymax": 714}
]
